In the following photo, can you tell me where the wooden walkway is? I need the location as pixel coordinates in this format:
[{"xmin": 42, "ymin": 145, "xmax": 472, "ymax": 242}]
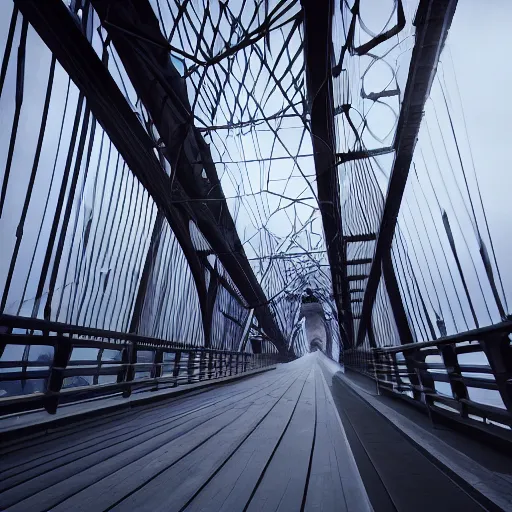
[{"xmin": 0, "ymin": 355, "xmax": 370, "ymax": 512}]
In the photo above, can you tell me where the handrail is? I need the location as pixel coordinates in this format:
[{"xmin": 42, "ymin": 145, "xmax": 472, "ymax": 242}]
[
  {"xmin": 0, "ymin": 315, "xmax": 288, "ymax": 416},
  {"xmin": 342, "ymin": 321, "xmax": 512, "ymax": 442},
  {"xmin": 0, "ymin": 314, "xmax": 241, "ymax": 352},
  {"xmin": 374, "ymin": 318, "xmax": 512, "ymax": 354}
]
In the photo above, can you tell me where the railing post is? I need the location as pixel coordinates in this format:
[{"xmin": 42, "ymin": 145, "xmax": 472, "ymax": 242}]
[
  {"xmin": 122, "ymin": 342, "xmax": 137, "ymax": 398},
  {"xmin": 199, "ymin": 350, "xmax": 206, "ymax": 380},
  {"xmin": 172, "ymin": 350, "xmax": 181, "ymax": 387},
  {"xmin": 153, "ymin": 348, "xmax": 163, "ymax": 380},
  {"xmin": 187, "ymin": 350, "xmax": 195, "ymax": 384},
  {"xmin": 390, "ymin": 353, "xmax": 402, "ymax": 392},
  {"xmin": 93, "ymin": 348, "xmax": 103, "ymax": 385},
  {"xmin": 44, "ymin": 333, "xmax": 72, "ymax": 414},
  {"xmin": 371, "ymin": 349, "xmax": 380, "ymax": 394},
  {"xmin": 410, "ymin": 347, "xmax": 436, "ymax": 407},
  {"xmin": 441, "ymin": 344, "xmax": 469, "ymax": 417},
  {"xmin": 117, "ymin": 344, "xmax": 128, "ymax": 385},
  {"xmin": 480, "ymin": 334, "xmax": 512, "ymax": 413},
  {"xmin": 208, "ymin": 351, "xmax": 214, "ymax": 379}
]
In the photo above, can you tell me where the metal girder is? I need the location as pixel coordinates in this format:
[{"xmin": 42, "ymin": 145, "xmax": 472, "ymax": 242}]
[
  {"xmin": 335, "ymin": 146, "xmax": 394, "ymax": 165},
  {"xmin": 16, "ymin": 0, "xmax": 287, "ymax": 354},
  {"xmin": 14, "ymin": 0, "xmax": 210, "ymax": 342},
  {"xmin": 301, "ymin": 0, "xmax": 352, "ymax": 350},
  {"xmin": 347, "ymin": 258, "xmax": 372, "ymax": 266},
  {"xmin": 90, "ymin": 0, "xmax": 289, "ymax": 355},
  {"xmin": 129, "ymin": 211, "xmax": 166, "ymax": 334},
  {"xmin": 355, "ymin": 0, "xmax": 458, "ymax": 347}
]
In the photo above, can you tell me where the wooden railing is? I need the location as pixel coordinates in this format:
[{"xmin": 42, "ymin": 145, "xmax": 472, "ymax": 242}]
[
  {"xmin": 342, "ymin": 320, "xmax": 512, "ymax": 436},
  {"xmin": 0, "ymin": 315, "xmax": 286, "ymax": 416}
]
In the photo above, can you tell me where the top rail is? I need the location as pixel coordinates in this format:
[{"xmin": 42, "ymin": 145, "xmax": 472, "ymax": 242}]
[
  {"xmin": 374, "ymin": 318, "xmax": 512, "ymax": 354},
  {"xmin": 342, "ymin": 320, "xmax": 512, "ymax": 444},
  {"xmin": 0, "ymin": 315, "xmax": 288, "ymax": 416}
]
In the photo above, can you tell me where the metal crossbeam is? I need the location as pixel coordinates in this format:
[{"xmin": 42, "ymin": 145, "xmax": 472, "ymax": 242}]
[
  {"xmin": 346, "ymin": 258, "xmax": 373, "ymax": 266},
  {"xmin": 345, "ymin": 233, "xmax": 377, "ymax": 243}
]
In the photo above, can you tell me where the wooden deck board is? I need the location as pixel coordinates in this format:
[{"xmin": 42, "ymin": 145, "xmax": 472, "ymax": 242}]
[
  {"xmin": 304, "ymin": 366, "xmax": 347, "ymax": 511},
  {"xmin": 0, "ymin": 356, "xmax": 368, "ymax": 512},
  {"xmin": 0, "ymin": 370, "xmax": 291, "ymax": 480},
  {"xmin": 108, "ymin": 371, "xmax": 306, "ymax": 512},
  {"xmin": 3, "ymin": 371, "xmax": 295, "ymax": 511},
  {"xmin": 0, "ymin": 368, "xmax": 278, "ymax": 464},
  {"xmin": 52, "ymin": 370, "xmax": 302, "ymax": 512},
  {"xmin": 245, "ymin": 364, "xmax": 316, "ymax": 512}
]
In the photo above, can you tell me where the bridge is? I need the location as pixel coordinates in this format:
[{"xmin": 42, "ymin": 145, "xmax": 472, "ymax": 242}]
[{"xmin": 0, "ymin": 0, "xmax": 511, "ymax": 510}]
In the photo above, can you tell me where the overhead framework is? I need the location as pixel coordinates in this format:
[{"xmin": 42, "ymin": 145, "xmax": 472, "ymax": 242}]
[
  {"xmin": 301, "ymin": 0, "xmax": 460, "ymax": 351},
  {"xmin": 1, "ymin": 0, "xmax": 510, "ymax": 381},
  {"xmin": 354, "ymin": 0, "xmax": 458, "ymax": 348},
  {"xmin": 0, "ymin": 4, "xmax": 512, "ymax": 492},
  {"xmin": 13, "ymin": 0, "xmax": 289, "ymax": 355},
  {"xmin": 89, "ymin": 0, "xmax": 288, "ymax": 351}
]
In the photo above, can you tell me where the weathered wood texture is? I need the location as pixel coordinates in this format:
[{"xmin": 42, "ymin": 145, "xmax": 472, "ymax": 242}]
[{"xmin": 0, "ymin": 356, "xmax": 368, "ymax": 512}]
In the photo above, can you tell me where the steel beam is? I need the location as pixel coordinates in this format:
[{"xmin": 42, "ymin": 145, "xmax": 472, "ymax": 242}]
[
  {"xmin": 90, "ymin": 0, "xmax": 288, "ymax": 354},
  {"xmin": 16, "ymin": 0, "xmax": 288, "ymax": 355},
  {"xmin": 355, "ymin": 0, "xmax": 458, "ymax": 347},
  {"xmin": 301, "ymin": 0, "xmax": 352, "ymax": 348}
]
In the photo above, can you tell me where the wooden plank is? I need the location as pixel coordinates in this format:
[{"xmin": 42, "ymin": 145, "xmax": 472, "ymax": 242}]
[
  {"xmin": 183, "ymin": 366, "xmax": 312, "ymax": 512},
  {"xmin": 0, "ymin": 375, "xmax": 288, "ymax": 484},
  {"xmin": 49, "ymin": 369, "xmax": 303, "ymax": 511},
  {"xmin": 106, "ymin": 370, "xmax": 307, "ymax": 512},
  {"xmin": 0, "ymin": 370, "xmax": 296, "ymax": 510},
  {"xmin": 246, "ymin": 364, "xmax": 316, "ymax": 512},
  {"xmin": 0, "ymin": 367, "xmax": 287, "ymax": 462},
  {"xmin": 306, "ymin": 364, "xmax": 371, "ymax": 512},
  {"xmin": 1, "ymin": 403, "xmax": 239, "ymax": 507},
  {"xmin": 0, "ymin": 364, "xmax": 279, "ymax": 464},
  {"xmin": 304, "ymin": 367, "xmax": 348, "ymax": 510}
]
